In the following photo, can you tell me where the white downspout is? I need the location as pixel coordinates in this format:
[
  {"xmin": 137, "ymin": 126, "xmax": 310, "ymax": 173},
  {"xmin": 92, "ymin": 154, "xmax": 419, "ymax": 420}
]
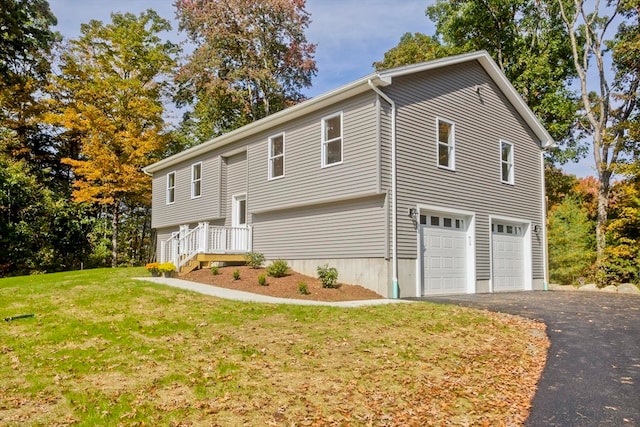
[{"xmin": 368, "ymin": 79, "xmax": 399, "ymax": 299}]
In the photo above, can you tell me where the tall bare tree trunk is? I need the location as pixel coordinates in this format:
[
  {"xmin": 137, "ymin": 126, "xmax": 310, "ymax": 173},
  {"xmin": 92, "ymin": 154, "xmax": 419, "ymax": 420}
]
[
  {"xmin": 558, "ymin": 0, "xmax": 620, "ymax": 267},
  {"xmin": 595, "ymin": 168, "xmax": 611, "ymax": 262},
  {"xmin": 111, "ymin": 202, "xmax": 119, "ymax": 268}
]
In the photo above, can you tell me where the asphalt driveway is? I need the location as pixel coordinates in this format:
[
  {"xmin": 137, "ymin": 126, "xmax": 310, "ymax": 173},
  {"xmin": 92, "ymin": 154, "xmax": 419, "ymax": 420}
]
[{"xmin": 414, "ymin": 291, "xmax": 640, "ymax": 426}]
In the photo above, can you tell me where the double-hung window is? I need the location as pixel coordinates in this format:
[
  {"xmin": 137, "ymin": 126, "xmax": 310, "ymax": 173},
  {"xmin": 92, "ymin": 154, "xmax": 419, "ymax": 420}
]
[
  {"xmin": 268, "ymin": 133, "xmax": 285, "ymax": 179},
  {"xmin": 437, "ymin": 118, "xmax": 455, "ymax": 170},
  {"xmin": 166, "ymin": 172, "xmax": 176, "ymax": 204},
  {"xmin": 191, "ymin": 162, "xmax": 202, "ymax": 198},
  {"xmin": 501, "ymin": 141, "xmax": 514, "ymax": 184},
  {"xmin": 322, "ymin": 112, "xmax": 343, "ymax": 167}
]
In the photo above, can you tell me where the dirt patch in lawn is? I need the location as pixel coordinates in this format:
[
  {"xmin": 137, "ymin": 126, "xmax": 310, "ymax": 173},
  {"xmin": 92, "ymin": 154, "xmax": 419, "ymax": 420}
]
[{"xmin": 181, "ymin": 265, "xmax": 384, "ymax": 301}]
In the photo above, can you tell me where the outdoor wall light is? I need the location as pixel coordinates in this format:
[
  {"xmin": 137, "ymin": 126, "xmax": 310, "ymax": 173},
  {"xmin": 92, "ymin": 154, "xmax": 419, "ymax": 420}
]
[
  {"xmin": 408, "ymin": 208, "xmax": 418, "ymax": 220},
  {"xmin": 533, "ymin": 225, "xmax": 540, "ymax": 233}
]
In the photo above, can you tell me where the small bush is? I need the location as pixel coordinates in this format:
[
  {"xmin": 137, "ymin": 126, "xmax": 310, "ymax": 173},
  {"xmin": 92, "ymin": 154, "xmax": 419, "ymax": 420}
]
[
  {"xmin": 317, "ymin": 264, "xmax": 339, "ymax": 288},
  {"xmin": 298, "ymin": 281, "xmax": 310, "ymax": 295},
  {"xmin": 266, "ymin": 259, "xmax": 289, "ymax": 278},
  {"xmin": 244, "ymin": 252, "xmax": 265, "ymax": 269},
  {"xmin": 258, "ymin": 274, "xmax": 268, "ymax": 286},
  {"xmin": 211, "ymin": 266, "xmax": 219, "ymax": 275},
  {"xmin": 233, "ymin": 269, "xmax": 240, "ymax": 280}
]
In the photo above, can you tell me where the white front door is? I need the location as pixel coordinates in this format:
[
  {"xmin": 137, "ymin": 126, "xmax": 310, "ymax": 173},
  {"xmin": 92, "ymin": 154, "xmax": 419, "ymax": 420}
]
[
  {"xmin": 420, "ymin": 213, "xmax": 468, "ymax": 295},
  {"xmin": 491, "ymin": 222, "xmax": 525, "ymax": 291},
  {"xmin": 232, "ymin": 194, "xmax": 247, "ymax": 250}
]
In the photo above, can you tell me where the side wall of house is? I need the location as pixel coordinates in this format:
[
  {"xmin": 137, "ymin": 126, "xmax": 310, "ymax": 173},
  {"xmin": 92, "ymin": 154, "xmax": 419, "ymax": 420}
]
[
  {"xmin": 151, "ymin": 92, "xmax": 389, "ymax": 285},
  {"xmin": 378, "ymin": 61, "xmax": 545, "ymax": 294}
]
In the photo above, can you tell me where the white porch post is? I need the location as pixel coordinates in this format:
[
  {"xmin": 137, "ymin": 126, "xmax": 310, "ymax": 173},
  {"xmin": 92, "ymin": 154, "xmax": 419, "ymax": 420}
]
[
  {"xmin": 160, "ymin": 240, "xmax": 167, "ymax": 263},
  {"xmin": 171, "ymin": 238, "xmax": 179, "ymax": 267},
  {"xmin": 179, "ymin": 225, "xmax": 189, "ymax": 255},
  {"xmin": 247, "ymin": 225, "xmax": 253, "ymax": 251},
  {"xmin": 198, "ymin": 222, "xmax": 209, "ymax": 253}
]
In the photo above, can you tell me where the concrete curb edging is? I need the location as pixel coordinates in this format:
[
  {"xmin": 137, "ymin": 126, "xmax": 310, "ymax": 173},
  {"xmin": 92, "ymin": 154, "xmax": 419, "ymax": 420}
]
[{"xmin": 136, "ymin": 277, "xmax": 413, "ymax": 307}]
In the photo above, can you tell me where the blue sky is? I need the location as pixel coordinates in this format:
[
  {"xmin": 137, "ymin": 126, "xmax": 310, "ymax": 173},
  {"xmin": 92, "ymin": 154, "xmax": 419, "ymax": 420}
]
[
  {"xmin": 47, "ymin": 0, "xmax": 592, "ymax": 177},
  {"xmin": 48, "ymin": 0, "xmax": 434, "ymax": 97}
]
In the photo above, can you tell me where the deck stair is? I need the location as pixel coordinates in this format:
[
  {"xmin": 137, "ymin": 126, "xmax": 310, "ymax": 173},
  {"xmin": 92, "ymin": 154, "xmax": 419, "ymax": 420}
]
[
  {"xmin": 160, "ymin": 222, "xmax": 252, "ymax": 273},
  {"xmin": 179, "ymin": 253, "xmax": 246, "ymax": 275}
]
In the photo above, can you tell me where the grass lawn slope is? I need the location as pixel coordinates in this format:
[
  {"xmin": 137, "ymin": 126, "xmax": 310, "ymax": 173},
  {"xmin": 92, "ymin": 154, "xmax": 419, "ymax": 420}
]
[{"xmin": 0, "ymin": 268, "xmax": 548, "ymax": 426}]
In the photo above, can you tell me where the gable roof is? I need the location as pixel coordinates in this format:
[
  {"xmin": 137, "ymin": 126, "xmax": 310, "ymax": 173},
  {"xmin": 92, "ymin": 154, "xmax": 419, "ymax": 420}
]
[{"xmin": 144, "ymin": 50, "xmax": 553, "ymax": 174}]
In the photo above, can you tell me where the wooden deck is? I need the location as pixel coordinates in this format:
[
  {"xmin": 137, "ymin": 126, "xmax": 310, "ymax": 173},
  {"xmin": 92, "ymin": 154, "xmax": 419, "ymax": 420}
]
[{"xmin": 179, "ymin": 253, "xmax": 246, "ymax": 275}]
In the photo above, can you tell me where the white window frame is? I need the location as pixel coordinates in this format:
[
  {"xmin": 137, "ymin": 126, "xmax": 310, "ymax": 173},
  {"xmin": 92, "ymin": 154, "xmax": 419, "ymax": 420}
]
[
  {"xmin": 500, "ymin": 140, "xmax": 514, "ymax": 184},
  {"xmin": 436, "ymin": 118, "xmax": 455, "ymax": 170},
  {"xmin": 166, "ymin": 171, "xmax": 176, "ymax": 205},
  {"xmin": 321, "ymin": 112, "xmax": 343, "ymax": 168},
  {"xmin": 191, "ymin": 162, "xmax": 202, "ymax": 199},
  {"xmin": 268, "ymin": 133, "xmax": 285, "ymax": 180}
]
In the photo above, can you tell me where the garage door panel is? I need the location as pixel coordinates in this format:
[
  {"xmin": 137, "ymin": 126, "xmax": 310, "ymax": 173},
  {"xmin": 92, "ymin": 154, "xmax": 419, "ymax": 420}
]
[
  {"xmin": 421, "ymin": 224, "xmax": 467, "ymax": 296},
  {"xmin": 492, "ymin": 230, "xmax": 525, "ymax": 291}
]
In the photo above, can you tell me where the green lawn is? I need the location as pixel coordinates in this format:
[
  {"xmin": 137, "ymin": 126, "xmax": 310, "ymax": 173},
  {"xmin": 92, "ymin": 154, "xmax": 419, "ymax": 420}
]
[{"xmin": 0, "ymin": 268, "xmax": 548, "ymax": 426}]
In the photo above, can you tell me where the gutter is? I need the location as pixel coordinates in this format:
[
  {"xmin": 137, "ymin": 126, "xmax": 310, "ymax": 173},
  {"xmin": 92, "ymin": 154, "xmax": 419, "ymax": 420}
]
[{"xmin": 368, "ymin": 79, "xmax": 399, "ymax": 299}]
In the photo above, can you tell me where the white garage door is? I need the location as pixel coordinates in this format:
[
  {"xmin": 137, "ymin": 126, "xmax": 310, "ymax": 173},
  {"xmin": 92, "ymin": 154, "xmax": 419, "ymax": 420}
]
[
  {"xmin": 492, "ymin": 222, "xmax": 525, "ymax": 291},
  {"xmin": 420, "ymin": 214, "xmax": 467, "ymax": 295}
]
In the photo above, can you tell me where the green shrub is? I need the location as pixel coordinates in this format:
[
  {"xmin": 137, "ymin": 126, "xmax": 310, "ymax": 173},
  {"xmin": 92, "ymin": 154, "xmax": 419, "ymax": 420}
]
[
  {"xmin": 266, "ymin": 259, "xmax": 289, "ymax": 277},
  {"xmin": 233, "ymin": 269, "xmax": 240, "ymax": 280},
  {"xmin": 211, "ymin": 266, "xmax": 219, "ymax": 275},
  {"xmin": 244, "ymin": 252, "xmax": 265, "ymax": 269},
  {"xmin": 258, "ymin": 274, "xmax": 268, "ymax": 286},
  {"xmin": 298, "ymin": 281, "xmax": 310, "ymax": 295},
  {"xmin": 317, "ymin": 264, "xmax": 338, "ymax": 288}
]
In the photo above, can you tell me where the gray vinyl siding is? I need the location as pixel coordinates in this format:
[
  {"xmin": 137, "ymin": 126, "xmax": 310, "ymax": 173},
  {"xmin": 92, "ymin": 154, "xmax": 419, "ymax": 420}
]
[
  {"xmin": 380, "ymin": 61, "xmax": 545, "ymax": 280},
  {"xmin": 224, "ymin": 151, "xmax": 248, "ymax": 227},
  {"xmin": 252, "ymin": 195, "xmax": 386, "ymax": 259},
  {"xmin": 248, "ymin": 92, "xmax": 380, "ymax": 213},
  {"xmin": 151, "ymin": 153, "xmax": 221, "ymax": 229}
]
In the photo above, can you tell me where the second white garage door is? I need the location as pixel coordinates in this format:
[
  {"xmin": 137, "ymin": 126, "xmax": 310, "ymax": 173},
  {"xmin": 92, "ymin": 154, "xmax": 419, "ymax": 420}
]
[
  {"xmin": 420, "ymin": 214, "xmax": 468, "ymax": 295},
  {"xmin": 492, "ymin": 222, "xmax": 525, "ymax": 291}
]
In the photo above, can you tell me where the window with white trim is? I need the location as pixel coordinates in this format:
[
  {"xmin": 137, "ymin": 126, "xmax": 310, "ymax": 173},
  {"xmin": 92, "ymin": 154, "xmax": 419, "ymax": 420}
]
[
  {"xmin": 322, "ymin": 112, "xmax": 343, "ymax": 167},
  {"xmin": 191, "ymin": 162, "xmax": 202, "ymax": 198},
  {"xmin": 437, "ymin": 118, "xmax": 455, "ymax": 170},
  {"xmin": 268, "ymin": 133, "xmax": 285, "ymax": 179},
  {"xmin": 166, "ymin": 172, "xmax": 176, "ymax": 204},
  {"xmin": 501, "ymin": 141, "xmax": 514, "ymax": 184}
]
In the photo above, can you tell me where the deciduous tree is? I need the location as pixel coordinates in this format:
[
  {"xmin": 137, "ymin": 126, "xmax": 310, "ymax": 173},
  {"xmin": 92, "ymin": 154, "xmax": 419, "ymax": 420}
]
[
  {"xmin": 548, "ymin": 195, "xmax": 596, "ymax": 285},
  {"xmin": 174, "ymin": 0, "xmax": 317, "ymax": 143},
  {"xmin": 0, "ymin": 0, "xmax": 62, "ymax": 182},
  {"xmin": 557, "ymin": 0, "xmax": 640, "ymax": 268},
  {"xmin": 402, "ymin": 0, "xmax": 579, "ymax": 145},
  {"xmin": 46, "ymin": 10, "xmax": 179, "ymax": 267},
  {"xmin": 373, "ymin": 33, "xmax": 448, "ymax": 70}
]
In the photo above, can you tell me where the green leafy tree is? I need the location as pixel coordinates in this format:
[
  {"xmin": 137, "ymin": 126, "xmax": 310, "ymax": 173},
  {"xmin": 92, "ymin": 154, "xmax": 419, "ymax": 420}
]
[
  {"xmin": 174, "ymin": 0, "xmax": 317, "ymax": 143},
  {"xmin": 426, "ymin": 0, "xmax": 578, "ymax": 146},
  {"xmin": 46, "ymin": 10, "xmax": 179, "ymax": 267},
  {"xmin": 374, "ymin": 33, "xmax": 449, "ymax": 70},
  {"xmin": 0, "ymin": 129, "xmax": 50, "ymax": 275},
  {"xmin": 548, "ymin": 195, "xmax": 596, "ymax": 285},
  {"xmin": 0, "ymin": 0, "xmax": 64, "ymax": 184},
  {"xmin": 0, "ymin": 128, "xmax": 95, "ymax": 276}
]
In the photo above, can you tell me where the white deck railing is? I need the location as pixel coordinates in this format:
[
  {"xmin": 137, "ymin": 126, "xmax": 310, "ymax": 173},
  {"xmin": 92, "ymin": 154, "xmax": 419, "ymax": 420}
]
[{"xmin": 160, "ymin": 223, "xmax": 252, "ymax": 268}]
